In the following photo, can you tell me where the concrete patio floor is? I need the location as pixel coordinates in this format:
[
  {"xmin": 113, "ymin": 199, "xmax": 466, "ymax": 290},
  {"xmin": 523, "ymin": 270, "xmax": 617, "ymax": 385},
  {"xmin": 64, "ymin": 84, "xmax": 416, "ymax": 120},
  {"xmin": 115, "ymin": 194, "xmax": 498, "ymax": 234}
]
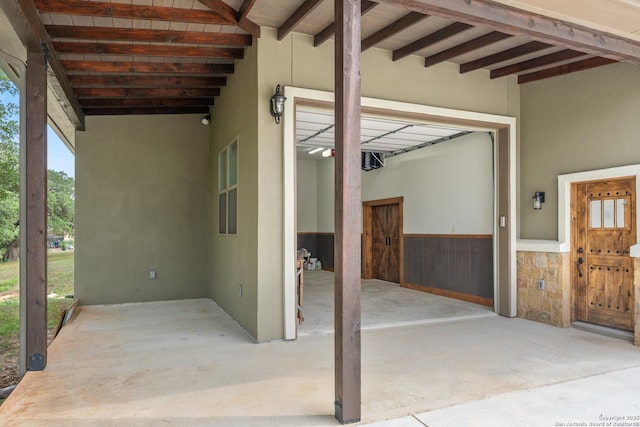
[{"xmin": 1, "ymin": 279, "xmax": 640, "ymax": 426}]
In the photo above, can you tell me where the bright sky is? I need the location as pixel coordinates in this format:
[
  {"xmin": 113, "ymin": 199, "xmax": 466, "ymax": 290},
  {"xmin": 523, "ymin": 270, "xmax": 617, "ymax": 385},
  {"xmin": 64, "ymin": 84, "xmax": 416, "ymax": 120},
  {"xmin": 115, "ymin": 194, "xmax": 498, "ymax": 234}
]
[{"xmin": 1, "ymin": 89, "xmax": 75, "ymax": 178}]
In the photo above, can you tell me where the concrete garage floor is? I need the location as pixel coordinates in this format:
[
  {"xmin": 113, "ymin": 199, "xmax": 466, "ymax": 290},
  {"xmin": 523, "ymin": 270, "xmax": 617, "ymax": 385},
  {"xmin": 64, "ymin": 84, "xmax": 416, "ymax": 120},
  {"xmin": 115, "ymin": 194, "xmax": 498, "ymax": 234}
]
[
  {"xmin": 2, "ymin": 276, "xmax": 640, "ymax": 426},
  {"xmin": 298, "ymin": 270, "xmax": 494, "ymax": 336}
]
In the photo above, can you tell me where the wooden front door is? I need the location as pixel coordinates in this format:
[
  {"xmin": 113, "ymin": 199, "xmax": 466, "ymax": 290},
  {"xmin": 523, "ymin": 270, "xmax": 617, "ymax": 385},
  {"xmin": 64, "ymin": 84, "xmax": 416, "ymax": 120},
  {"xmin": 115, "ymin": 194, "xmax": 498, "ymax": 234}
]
[
  {"xmin": 371, "ymin": 203, "xmax": 401, "ymax": 283},
  {"xmin": 572, "ymin": 177, "xmax": 636, "ymax": 331}
]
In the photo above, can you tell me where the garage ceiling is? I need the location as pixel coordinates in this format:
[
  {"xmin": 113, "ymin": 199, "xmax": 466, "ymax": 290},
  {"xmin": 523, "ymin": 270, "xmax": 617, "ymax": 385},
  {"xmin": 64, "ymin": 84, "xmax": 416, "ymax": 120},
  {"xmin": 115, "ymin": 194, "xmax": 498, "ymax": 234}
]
[{"xmin": 296, "ymin": 105, "xmax": 473, "ymax": 160}]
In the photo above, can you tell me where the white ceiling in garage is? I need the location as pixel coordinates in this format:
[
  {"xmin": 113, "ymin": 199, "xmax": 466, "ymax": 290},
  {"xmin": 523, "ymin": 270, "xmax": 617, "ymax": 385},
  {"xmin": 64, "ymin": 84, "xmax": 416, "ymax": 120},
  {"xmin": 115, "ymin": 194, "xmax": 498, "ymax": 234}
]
[{"xmin": 296, "ymin": 105, "xmax": 475, "ymax": 160}]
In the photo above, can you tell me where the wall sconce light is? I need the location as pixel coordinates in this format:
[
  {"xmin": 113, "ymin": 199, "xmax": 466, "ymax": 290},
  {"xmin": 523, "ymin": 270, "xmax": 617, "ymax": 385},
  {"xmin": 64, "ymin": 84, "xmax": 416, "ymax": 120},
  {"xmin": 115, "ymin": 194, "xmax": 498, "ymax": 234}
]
[
  {"xmin": 270, "ymin": 84, "xmax": 286, "ymax": 124},
  {"xmin": 201, "ymin": 114, "xmax": 211, "ymax": 126},
  {"xmin": 533, "ymin": 191, "xmax": 545, "ymax": 210}
]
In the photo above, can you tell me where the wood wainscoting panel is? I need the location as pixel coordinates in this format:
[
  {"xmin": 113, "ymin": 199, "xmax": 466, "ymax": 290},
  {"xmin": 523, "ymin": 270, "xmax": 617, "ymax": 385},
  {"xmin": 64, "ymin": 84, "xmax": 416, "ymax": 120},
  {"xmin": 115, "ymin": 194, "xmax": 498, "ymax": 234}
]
[{"xmin": 403, "ymin": 234, "xmax": 494, "ymax": 303}]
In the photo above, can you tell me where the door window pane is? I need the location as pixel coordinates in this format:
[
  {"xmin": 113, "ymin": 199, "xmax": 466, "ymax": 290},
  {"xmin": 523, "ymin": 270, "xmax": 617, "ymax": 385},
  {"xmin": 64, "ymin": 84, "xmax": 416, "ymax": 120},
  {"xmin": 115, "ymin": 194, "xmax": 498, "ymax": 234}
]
[
  {"xmin": 616, "ymin": 199, "xmax": 626, "ymax": 228},
  {"xmin": 603, "ymin": 199, "xmax": 615, "ymax": 228},
  {"xmin": 590, "ymin": 200, "xmax": 601, "ymax": 228}
]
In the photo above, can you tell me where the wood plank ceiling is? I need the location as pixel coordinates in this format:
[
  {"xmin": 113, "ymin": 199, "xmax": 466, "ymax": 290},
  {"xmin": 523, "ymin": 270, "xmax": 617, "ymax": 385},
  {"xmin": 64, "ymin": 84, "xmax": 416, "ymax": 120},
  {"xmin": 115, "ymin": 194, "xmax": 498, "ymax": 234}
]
[{"xmin": 31, "ymin": 0, "xmax": 624, "ymax": 117}]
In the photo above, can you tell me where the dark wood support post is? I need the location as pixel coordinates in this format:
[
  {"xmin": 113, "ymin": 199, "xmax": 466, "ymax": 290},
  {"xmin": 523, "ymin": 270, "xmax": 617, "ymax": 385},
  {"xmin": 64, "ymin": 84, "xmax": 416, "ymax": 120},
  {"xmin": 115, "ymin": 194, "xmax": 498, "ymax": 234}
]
[
  {"xmin": 20, "ymin": 49, "xmax": 48, "ymax": 372},
  {"xmin": 334, "ymin": 0, "xmax": 362, "ymax": 423}
]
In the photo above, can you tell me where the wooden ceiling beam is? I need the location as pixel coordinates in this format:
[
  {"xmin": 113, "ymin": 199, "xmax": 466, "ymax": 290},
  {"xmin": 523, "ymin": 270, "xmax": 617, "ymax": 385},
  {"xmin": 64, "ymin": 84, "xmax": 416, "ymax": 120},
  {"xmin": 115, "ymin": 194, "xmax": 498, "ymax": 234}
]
[
  {"xmin": 314, "ymin": 0, "xmax": 378, "ymax": 47},
  {"xmin": 54, "ymin": 42, "xmax": 244, "ymax": 59},
  {"xmin": 197, "ymin": 0, "xmax": 260, "ymax": 38},
  {"xmin": 34, "ymin": 0, "xmax": 229, "ymax": 25},
  {"xmin": 46, "ymin": 26, "xmax": 252, "ymax": 47},
  {"xmin": 83, "ymin": 107, "xmax": 211, "ymax": 116},
  {"xmin": 1, "ymin": 0, "xmax": 85, "ymax": 129},
  {"xmin": 380, "ymin": 0, "xmax": 640, "ymax": 64},
  {"xmin": 518, "ymin": 57, "xmax": 616, "ymax": 84},
  {"xmin": 362, "ymin": 12, "xmax": 429, "ymax": 52},
  {"xmin": 68, "ymin": 75, "xmax": 227, "ymax": 88},
  {"xmin": 490, "ymin": 49, "xmax": 587, "ymax": 79},
  {"xmin": 75, "ymin": 87, "xmax": 220, "ymax": 98},
  {"xmin": 459, "ymin": 40, "xmax": 551, "ymax": 73},
  {"xmin": 81, "ymin": 98, "xmax": 215, "ymax": 108},
  {"xmin": 278, "ymin": 0, "xmax": 325, "ymax": 41},
  {"xmin": 239, "ymin": 0, "xmax": 258, "ymax": 20},
  {"xmin": 393, "ymin": 22, "xmax": 473, "ymax": 61},
  {"xmin": 424, "ymin": 31, "xmax": 511, "ymax": 67},
  {"xmin": 62, "ymin": 60, "xmax": 234, "ymax": 75}
]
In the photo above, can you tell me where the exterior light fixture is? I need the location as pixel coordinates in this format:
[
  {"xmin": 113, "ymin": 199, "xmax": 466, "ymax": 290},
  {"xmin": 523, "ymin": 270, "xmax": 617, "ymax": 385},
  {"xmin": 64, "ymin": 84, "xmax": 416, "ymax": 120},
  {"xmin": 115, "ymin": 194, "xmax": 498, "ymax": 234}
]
[
  {"xmin": 270, "ymin": 84, "xmax": 286, "ymax": 124},
  {"xmin": 201, "ymin": 114, "xmax": 211, "ymax": 125},
  {"xmin": 533, "ymin": 191, "xmax": 545, "ymax": 210}
]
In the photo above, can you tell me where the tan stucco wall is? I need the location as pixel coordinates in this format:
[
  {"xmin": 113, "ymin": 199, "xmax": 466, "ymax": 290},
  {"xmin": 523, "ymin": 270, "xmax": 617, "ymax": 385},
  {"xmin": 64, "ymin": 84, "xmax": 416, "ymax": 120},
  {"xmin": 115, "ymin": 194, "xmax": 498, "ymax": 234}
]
[
  {"xmin": 224, "ymin": 28, "xmax": 519, "ymax": 340},
  {"xmin": 520, "ymin": 62, "xmax": 640, "ymax": 239},
  {"xmin": 209, "ymin": 40, "xmax": 261, "ymax": 339},
  {"xmin": 75, "ymin": 115, "xmax": 209, "ymax": 304}
]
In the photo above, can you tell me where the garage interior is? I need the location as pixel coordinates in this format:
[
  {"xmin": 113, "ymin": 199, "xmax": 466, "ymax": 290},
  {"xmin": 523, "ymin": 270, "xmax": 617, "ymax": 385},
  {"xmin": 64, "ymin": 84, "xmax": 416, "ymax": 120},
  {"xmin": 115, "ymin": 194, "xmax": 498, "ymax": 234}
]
[{"xmin": 294, "ymin": 103, "xmax": 498, "ymax": 336}]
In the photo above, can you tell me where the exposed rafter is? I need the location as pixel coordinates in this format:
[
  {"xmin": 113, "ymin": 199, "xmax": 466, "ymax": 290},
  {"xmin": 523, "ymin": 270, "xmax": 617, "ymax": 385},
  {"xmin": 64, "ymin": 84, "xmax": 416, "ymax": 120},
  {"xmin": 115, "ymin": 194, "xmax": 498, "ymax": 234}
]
[
  {"xmin": 61, "ymin": 61, "xmax": 234, "ymax": 75},
  {"xmin": 239, "ymin": 0, "xmax": 258, "ymax": 20},
  {"xmin": 68, "ymin": 75, "xmax": 227, "ymax": 88},
  {"xmin": 518, "ymin": 57, "xmax": 617, "ymax": 84},
  {"xmin": 380, "ymin": 0, "xmax": 640, "ymax": 64},
  {"xmin": 0, "ymin": 0, "xmax": 84, "ymax": 129},
  {"xmin": 278, "ymin": 0, "xmax": 324, "ymax": 41},
  {"xmin": 83, "ymin": 107, "xmax": 210, "ymax": 116},
  {"xmin": 53, "ymin": 42, "xmax": 244, "ymax": 60},
  {"xmin": 81, "ymin": 98, "xmax": 215, "ymax": 108},
  {"xmin": 314, "ymin": 0, "xmax": 378, "ymax": 47},
  {"xmin": 75, "ymin": 87, "xmax": 221, "ymax": 99},
  {"xmin": 197, "ymin": 0, "xmax": 261, "ymax": 38},
  {"xmin": 35, "ymin": 0, "xmax": 229, "ymax": 25},
  {"xmin": 238, "ymin": 0, "xmax": 260, "ymax": 29},
  {"xmin": 459, "ymin": 41, "xmax": 551, "ymax": 73},
  {"xmin": 490, "ymin": 49, "xmax": 587, "ymax": 79},
  {"xmin": 424, "ymin": 31, "xmax": 511, "ymax": 67},
  {"xmin": 393, "ymin": 22, "xmax": 473, "ymax": 61},
  {"xmin": 46, "ymin": 26, "xmax": 253, "ymax": 46},
  {"xmin": 362, "ymin": 12, "xmax": 429, "ymax": 52}
]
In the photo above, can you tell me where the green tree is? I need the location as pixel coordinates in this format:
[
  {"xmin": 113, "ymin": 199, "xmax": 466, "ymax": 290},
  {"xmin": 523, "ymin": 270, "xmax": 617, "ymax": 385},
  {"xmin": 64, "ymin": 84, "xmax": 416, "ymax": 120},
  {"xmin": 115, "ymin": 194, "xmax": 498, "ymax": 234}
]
[
  {"xmin": 0, "ymin": 71, "xmax": 19, "ymax": 260},
  {"xmin": 47, "ymin": 170, "xmax": 74, "ymax": 237}
]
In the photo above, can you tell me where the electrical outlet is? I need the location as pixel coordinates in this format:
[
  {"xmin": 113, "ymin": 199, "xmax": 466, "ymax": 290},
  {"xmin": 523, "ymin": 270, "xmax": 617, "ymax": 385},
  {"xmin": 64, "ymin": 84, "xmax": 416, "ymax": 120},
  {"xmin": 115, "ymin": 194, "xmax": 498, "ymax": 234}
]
[
  {"xmin": 537, "ymin": 279, "xmax": 545, "ymax": 290},
  {"xmin": 149, "ymin": 270, "xmax": 156, "ymax": 279},
  {"xmin": 238, "ymin": 285, "xmax": 243, "ymax": 297}
]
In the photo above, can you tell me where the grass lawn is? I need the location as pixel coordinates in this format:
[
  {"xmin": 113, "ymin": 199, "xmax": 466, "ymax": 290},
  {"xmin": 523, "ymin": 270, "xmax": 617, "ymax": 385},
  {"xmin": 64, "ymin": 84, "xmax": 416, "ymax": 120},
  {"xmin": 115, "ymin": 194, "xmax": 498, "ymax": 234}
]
[{"xmin": 0, "ymin": 251, "xmax": 75, "ymax": 404}]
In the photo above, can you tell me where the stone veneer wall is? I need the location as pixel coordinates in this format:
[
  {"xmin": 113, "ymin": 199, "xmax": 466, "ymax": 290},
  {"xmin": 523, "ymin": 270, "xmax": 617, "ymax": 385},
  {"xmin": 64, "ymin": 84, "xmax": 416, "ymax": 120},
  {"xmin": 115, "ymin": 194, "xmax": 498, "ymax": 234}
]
[{"xmin": 517, "ymin": 251, "xmax": 571, "ymax": 327}]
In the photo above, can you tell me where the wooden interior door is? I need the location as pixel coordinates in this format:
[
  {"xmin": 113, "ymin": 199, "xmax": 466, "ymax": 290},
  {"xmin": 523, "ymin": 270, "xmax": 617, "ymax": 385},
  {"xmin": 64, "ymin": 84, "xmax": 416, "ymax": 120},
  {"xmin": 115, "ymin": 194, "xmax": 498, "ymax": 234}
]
[
  {"xmin": 573, "ymin": 177, "xmax": 636, "ymax": 331},
  {"xmin": 371, "ymin": 203, "xmax": 401, "ymax": 283}
]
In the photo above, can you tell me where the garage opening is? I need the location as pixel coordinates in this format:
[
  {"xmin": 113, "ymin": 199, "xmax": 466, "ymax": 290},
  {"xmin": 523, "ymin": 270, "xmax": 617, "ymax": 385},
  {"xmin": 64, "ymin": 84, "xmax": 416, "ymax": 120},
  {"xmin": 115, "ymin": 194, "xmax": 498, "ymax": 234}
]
[{"xmin": 282, "ymin": 87, "xmax": 516, "ymax": 339}]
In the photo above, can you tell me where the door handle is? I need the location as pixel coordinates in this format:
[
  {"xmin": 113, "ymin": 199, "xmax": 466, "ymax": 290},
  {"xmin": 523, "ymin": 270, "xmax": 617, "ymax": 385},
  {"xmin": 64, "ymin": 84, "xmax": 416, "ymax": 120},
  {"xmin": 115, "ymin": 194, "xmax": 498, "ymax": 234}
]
[
  {"xmin": 386, "ymin": 236, "xmax": 390, "ymax": 246},
  {"xmin": 577, "ymin": 256, "xmax": 584, "ymax": 278}
]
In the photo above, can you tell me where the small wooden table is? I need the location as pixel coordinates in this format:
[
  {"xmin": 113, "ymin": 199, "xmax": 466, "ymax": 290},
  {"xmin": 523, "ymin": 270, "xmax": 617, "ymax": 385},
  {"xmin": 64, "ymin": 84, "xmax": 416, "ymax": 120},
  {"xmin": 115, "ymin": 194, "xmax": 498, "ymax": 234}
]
[{"xmin": 296, "ymin": 260, "xmax": 304, "ymax": 324}]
